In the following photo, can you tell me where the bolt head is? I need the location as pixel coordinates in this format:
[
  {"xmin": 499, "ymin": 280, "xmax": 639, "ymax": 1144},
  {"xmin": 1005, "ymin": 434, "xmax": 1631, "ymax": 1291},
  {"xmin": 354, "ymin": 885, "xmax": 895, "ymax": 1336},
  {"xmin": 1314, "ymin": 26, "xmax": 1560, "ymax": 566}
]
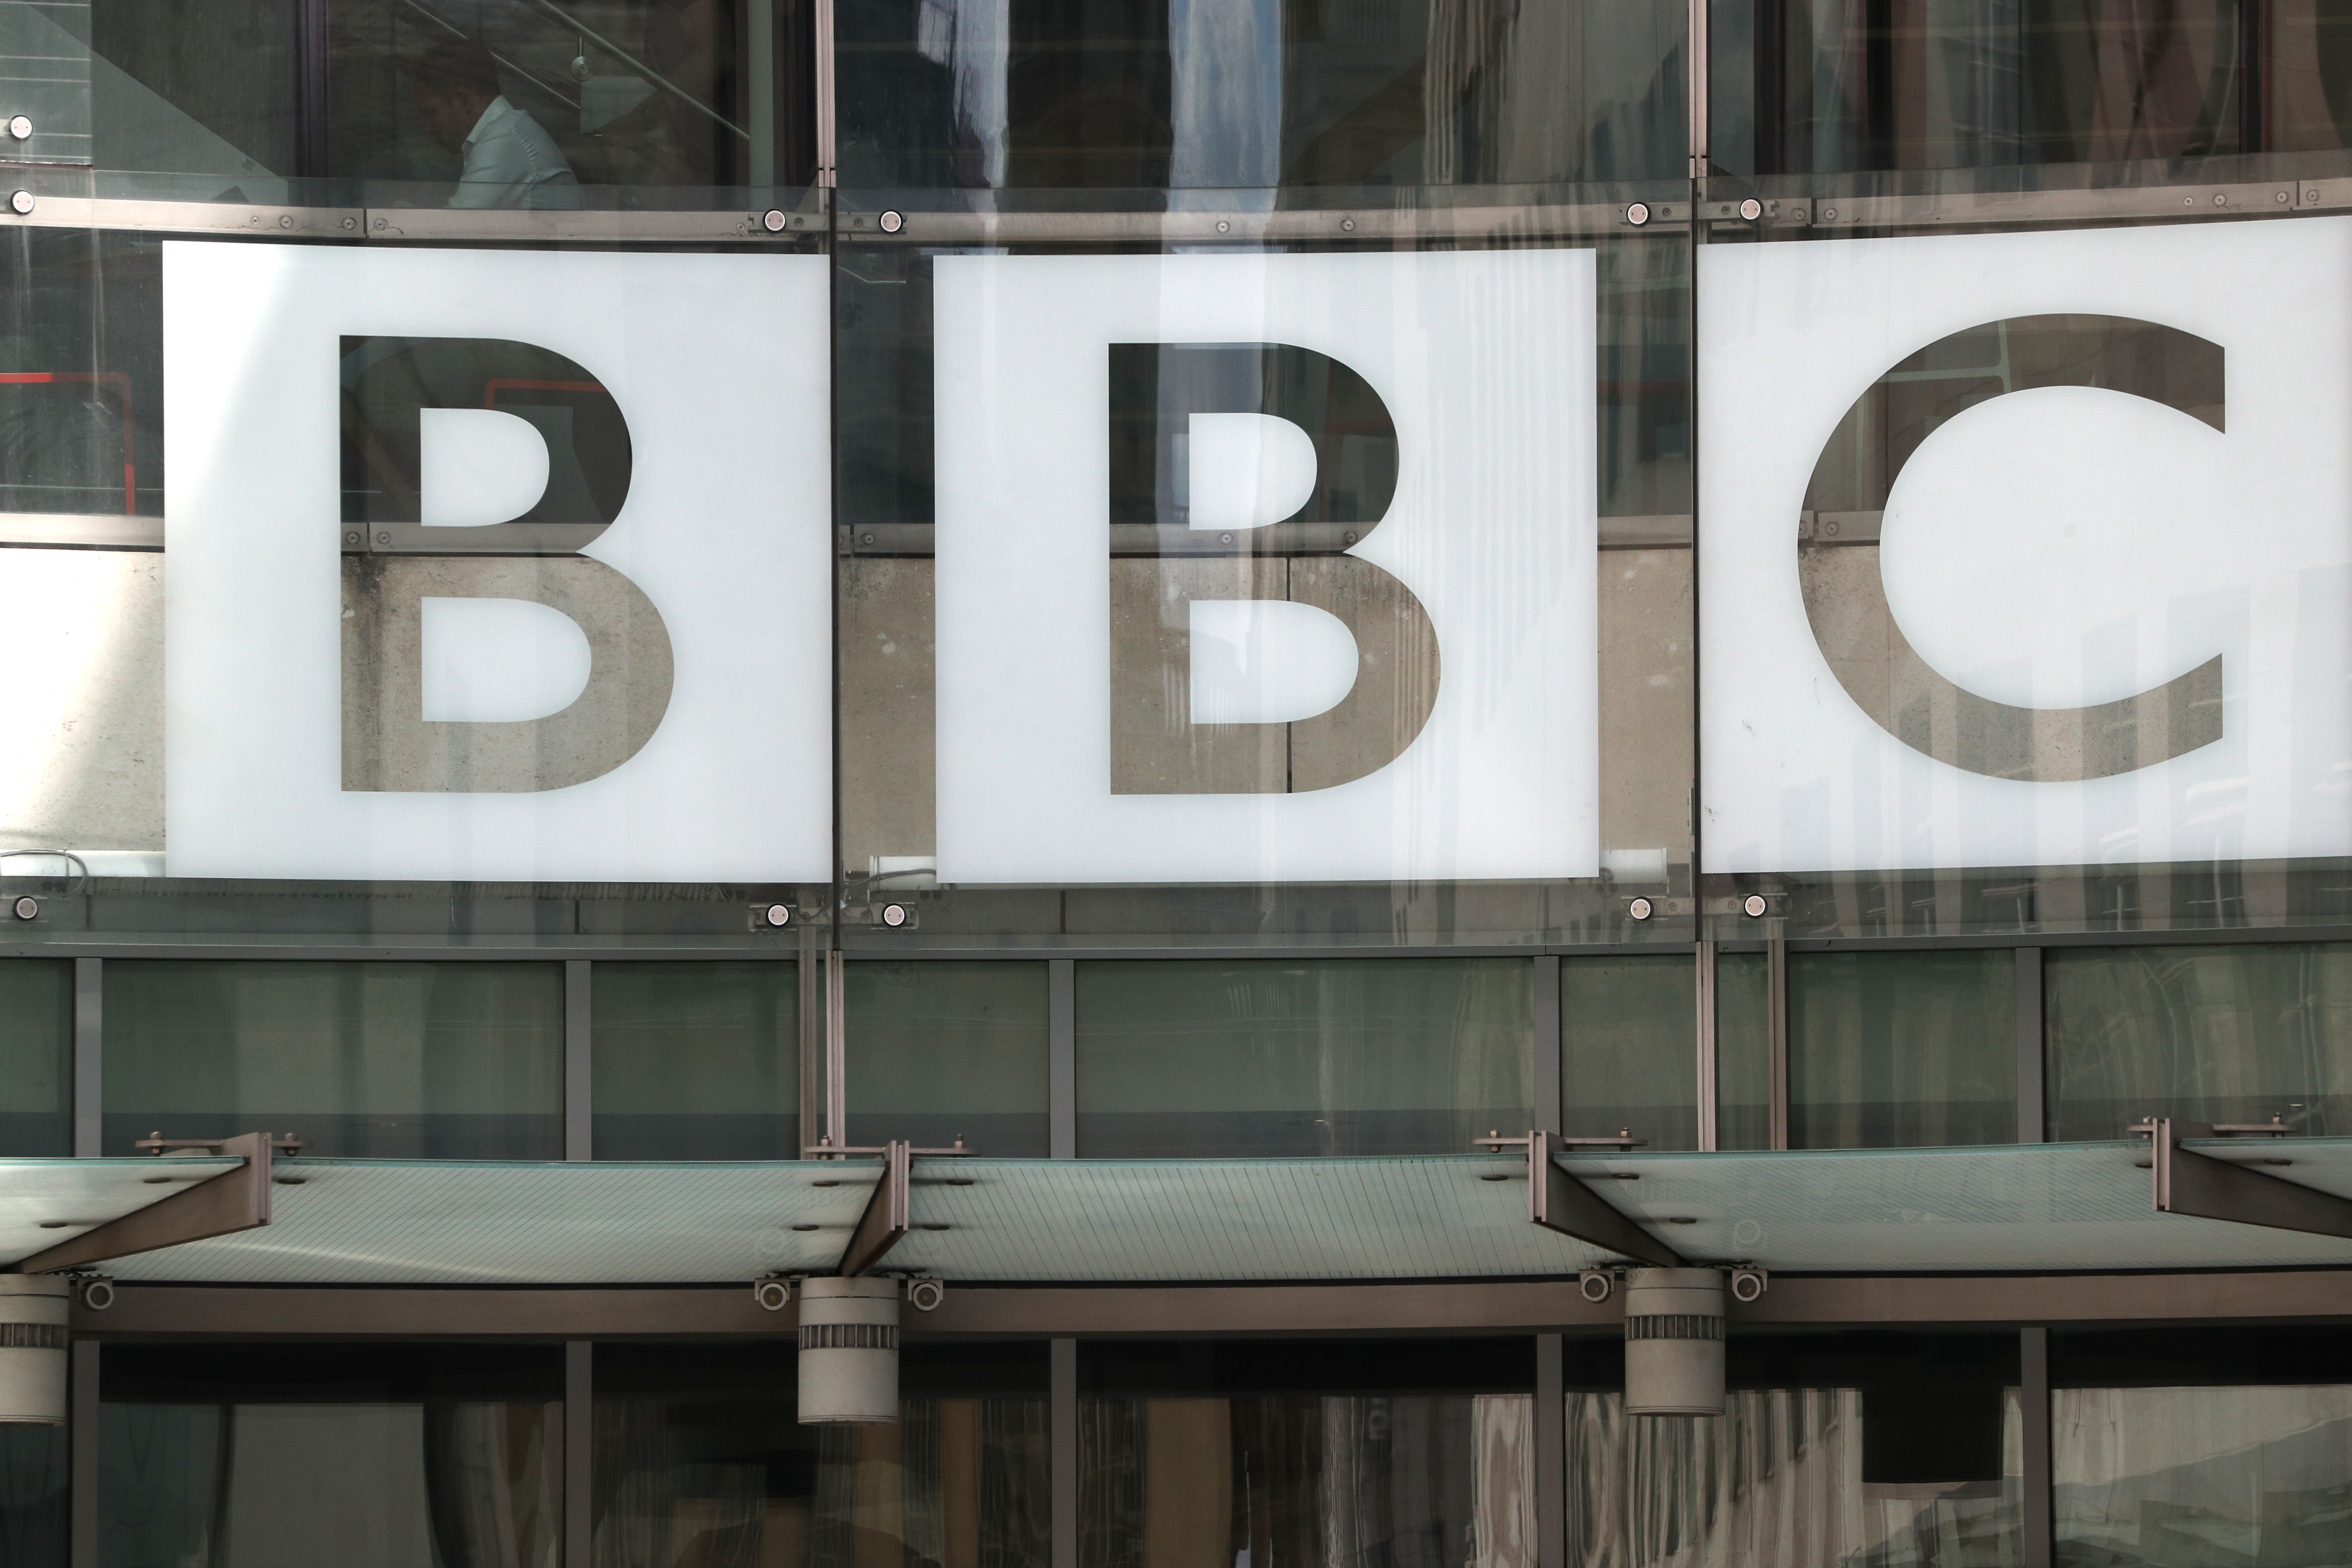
[
  {"xmin": 1215, "ymin": 219, "xmax": 1229, "ymax": 233},
  {"xmin": 1742, "ymin": 894, "xmax": 1769, "ymax": 918},
  {"xmin": 881, "ymin": 902, "xmax": 909, "ymax": 928},
  {"xmin": 763, "ymin": 903, "xmax": 792, "ymax": 927},
  {"xmin": 8, "ymin": 190, "xmax": 31, "ymax": 215},
  {"xmin": 1627, "ymin": 897, "xmax": 1654, "ymax": 921},
  {"xmin": 11, "ymin": 895, "xmax": 37, "ymax": 920},
  {"xmin": 877, "ymin": 209, "xmax": 905, "ymax": 234},
  {"xmin": 1340, "ymin": 217, "xmax": 1357, "ymax": 232},
  {"xmin": 762, "ymin": 208, "xmax": 788, "ymax": 233},
  {"xmin": 1738, "ymin": 197, "xmax": 1762, "ymax": 222},
  {"xmin": 5, "ymin": 116, "xmax": 29, "ymax": 141},
  {"xmin": 1625, "ymin": 202, "xmax": 1650, "ymax": 226}
]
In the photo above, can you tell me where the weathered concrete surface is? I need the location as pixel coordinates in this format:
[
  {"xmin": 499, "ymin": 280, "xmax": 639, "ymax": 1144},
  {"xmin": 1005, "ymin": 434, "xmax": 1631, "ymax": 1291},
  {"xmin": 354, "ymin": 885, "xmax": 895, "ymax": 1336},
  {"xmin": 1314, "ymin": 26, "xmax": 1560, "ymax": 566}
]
[{"xmin": 0, "ymin": 546, "xmax": 163, "ymax": 852}]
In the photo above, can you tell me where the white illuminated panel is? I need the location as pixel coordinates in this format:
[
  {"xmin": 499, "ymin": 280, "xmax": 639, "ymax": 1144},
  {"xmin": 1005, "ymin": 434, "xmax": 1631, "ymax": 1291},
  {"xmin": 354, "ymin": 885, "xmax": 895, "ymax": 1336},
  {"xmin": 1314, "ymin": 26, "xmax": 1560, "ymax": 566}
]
[
  {"xmin": 164, "ymin": 243, "xmax": 833, "ymax": 882},
  {"xmin": 932, "ymin": 249, "xmax": 1600, "ymax": 885},
  {"xmin": 1700, "ymin": 219, "xmax": 2352, "ymax": 874}
]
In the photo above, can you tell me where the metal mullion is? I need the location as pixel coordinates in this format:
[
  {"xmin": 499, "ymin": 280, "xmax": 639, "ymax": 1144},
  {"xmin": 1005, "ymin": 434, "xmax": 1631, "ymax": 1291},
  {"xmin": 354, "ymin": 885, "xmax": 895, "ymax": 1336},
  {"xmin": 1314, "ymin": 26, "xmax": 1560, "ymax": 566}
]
[
  {"xmin": 1051, "ymin": 1338, "xmax": 1077, "ymax": 1568},
  {"xmin": 2017, "ymin": 947, "xmax": 2045, "ymax": 1144},
  {"xmin": 565, "ymin": 1341, "xmax": 593, "ymax": 1568},
  {"xmin": 2021, "ymin": 1326, "xmax": 2052, "ymax": 1568},
  {"xmin": 824, "ymin": 949, "xmax": 847, "ymax": 1147},
  {"xmin": 1050, "ymin": 960, "xmax": 1076, "ymax": 1158},
  {"xmin": 1534, "ymin": 955, "xmax": 1561, "ymax": 1134},
  {"xmin": 564, "ymin": 961, "xmax": 592, "ymax": 1162},
  {"xmin": 1535, "ymin": 1333, "xmax": 1564, "ymax": 1568},
  {"xmin": 1767, "ymin": 937, "xmax": 1788, "ymax": 1150},
  {"xmin": 69, "ymin": 1340, "xmax": 96, "ymax": 1568},
  {"xmin": 73, "ymin": 956, "xmax": 100, "ymax": 1157},
  {"xmin": 1695, "ymin": 940, "xmax": 1718, "ymax": 1151},
  {"xmin": 799, "ymin": 933, "xmax": 822, "ymax": 1157}
]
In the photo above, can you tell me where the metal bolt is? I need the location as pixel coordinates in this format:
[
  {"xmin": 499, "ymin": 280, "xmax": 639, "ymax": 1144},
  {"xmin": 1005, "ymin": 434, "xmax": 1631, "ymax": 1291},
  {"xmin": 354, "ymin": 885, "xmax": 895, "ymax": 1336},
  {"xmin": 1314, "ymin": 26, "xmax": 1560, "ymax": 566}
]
[
  {"xmin": 1625, "ymin": 202, "xmax": 1650, "ymax": 226},
  {"xmin": 877, "ymin": 209, "xmax": 905, "ymax": 234},
  {"xmin": 1739, "ymin": 197, "xmax": 1762, "ymax": 222},
  {"xmin": 1742, "ymin": 894, "xmax": 1769, "ymax": 918},
  {"xmin": 1340, "ymin": 217, "xmax": 1357, "ymax": 232},
  {"xmin": 10, "ymin": 895, "xmax": 36, "ymax": 920},
  {"xmin": 2277, "ymin": 190, "xmax": 2291, "ymax": 204},
  {"xmin": 1821, "ymin": 206, "xmax": 1837, "ymax": 221},
  {"xmin": 763, "ymin": 903, "xmax": 792, "ymax": 927},
  {"xmin": 8, "ymin": 190, "xmax": 30, "ymax": 215},
  {"xmin": 5, "ymin": 115, "xmax": 29, "ymax": 141},
  {"xmin": 1627, "ymin": 897, "xmax": 1654, "ymax": 921},
  {"xmin": 762, "ymin": 208, "xmax": 788, "ymax": 233},
  {"xmin": 2183, "ymin": 197, "xmax": 2195, "ymax": 207},
  {"xmin": 2214, "ymin": 193, "xmax": 2228, "ymax": 207},
  {"xmin": 341, "ymin": 216, "xmax": 357, "ymax": 230},
  {"xmin": 1219, "ymin": 532, "xmax": 1233, "ymax": 545},
  {"xmin": 1215, "ymin": 219, "xmax": 1229, "ymax": 233},
  {"xmin": 861, "ymin": 532, "xmax": 875, "ymax": 545},
  {"xmin": 344, "ymin": 531, "xmax": 361, "ymax": 546},
  {"xmin": 1823, "ymin": 519, "xmax": 1840, "ymax": 536},
  {"xmin": 881, "ymin": 902, "xmax": 910, "ymax": 928},
  {"xmin": 375, "ymin": 531, "xmax": 389, "ymax": 545},
  {"xmin": 1342, "ymin": 530, "xmax": 1357, "ymax": 545},
  {"xmin": 278, "ymin": 214, "xmax": 293, "ymax": 229}
]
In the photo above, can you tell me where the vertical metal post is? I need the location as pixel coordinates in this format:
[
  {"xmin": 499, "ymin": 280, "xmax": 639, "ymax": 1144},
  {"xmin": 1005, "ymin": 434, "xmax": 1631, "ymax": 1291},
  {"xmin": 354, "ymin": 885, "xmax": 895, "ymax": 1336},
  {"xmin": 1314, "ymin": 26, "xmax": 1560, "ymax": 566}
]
[
  {"xmin": 72, "ymin": 957, "xmax": 100, "ymax": 1157},
  {"xmin": 1049, "ymin": 960, "xmax": 1076, "ymax": 1158},
  {"xmin": 1533, "ymin": 956, "xmax": 1562, "ymax": 1135},
  {"xmin": 69, "ymin": 1340, "xmax": 96, "ymax": 1568},
  {"xmin": 1695, "ymin": 941, "xmax": 1719, "ymax": 1152},
  {"xmin": 564, "ymin": 961, "xmax": 592, "ymax": 1162},
  {"xmin": 811, "ymin": 0, "xmax": 836, "ymax": 184},
  {"xmin": 2017, "ymin": 947, "xmax": 2046, "ymax": 1144},
  {"xmin": 2021, "ymin": 1326, "xmax": 2053, "ymax": 1568},
  {"xmin": 1535, "ymin": 1333, "xmax": 1564, "ymax": 1568},
  {"xmin": 1767, "ymin": 937, "xmax": 1789, "ymax": 1150},
  {"xmin": 293, "ymin": 0, "xmax": 330, "ymax": 180},
  {"xmin": 824, "ymin": 949, "xmax": 847, "ymax": 1147},
  {"xmin": 1688, "ymin": 0, "xmax": 1710, "ymax": 178},
  {"xmin": 565, "ymin": 1341, "xmax": 593, "ymax": 1568},
  {"xmin": 747, "ymin": 0, "xmax": 776, "ymax": 185},
  {"xmin": 1051, "ymin": 1337, "xmax": 1078, "ymax": 1568},
  {"xmin": 799, "ymin": 937, "xmax": 823, "ymax": 1156}
]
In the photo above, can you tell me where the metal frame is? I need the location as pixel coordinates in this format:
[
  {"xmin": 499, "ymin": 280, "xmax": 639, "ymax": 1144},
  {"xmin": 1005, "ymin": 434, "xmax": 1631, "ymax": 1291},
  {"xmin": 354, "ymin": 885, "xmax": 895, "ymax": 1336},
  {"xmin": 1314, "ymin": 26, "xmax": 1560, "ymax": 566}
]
[
  {"xmin": 2148, "ymin": 1118, "xmax": 2352, "ymax": 1239},
  {"xmin": 564, "ymin": 1342, "xmax": 592, "ymax": 1568},
  {"xmin": 564, "ymin": 961, "xmax": 592, "ymax": 1162},
  {"xmin": 837, "ymin": 1139, "xmax": 910, "ymax": 1276},
  {"xmin": 15, "ymin": 1132, "xmax": 276, "ymax": 1273}
]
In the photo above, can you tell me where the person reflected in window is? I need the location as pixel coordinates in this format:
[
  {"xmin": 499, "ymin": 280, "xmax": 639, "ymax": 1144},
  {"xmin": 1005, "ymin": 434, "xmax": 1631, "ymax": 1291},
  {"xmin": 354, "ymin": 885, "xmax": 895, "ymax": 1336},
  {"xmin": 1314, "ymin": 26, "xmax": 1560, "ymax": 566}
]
[{"xmin": 411, "ymin": 39, "xmax": 583, "ymax": 210}]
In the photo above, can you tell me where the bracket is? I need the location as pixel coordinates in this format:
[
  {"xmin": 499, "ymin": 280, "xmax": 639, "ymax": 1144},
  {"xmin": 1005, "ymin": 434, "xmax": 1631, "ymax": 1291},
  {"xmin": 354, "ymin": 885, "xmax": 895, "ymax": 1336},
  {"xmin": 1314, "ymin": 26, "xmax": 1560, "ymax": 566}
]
[
  {"xmin": 838, "ymin": 1139, "xmax": 912, "ymax": 1278},
  {"xmin": 2142, "ymin": 1117, "xmax": 2352, "ymax": 1241},
  {"xmin": 1477, "ymin": 1130, "xmax": 1684, "ymax": 1268},
  {"xmin": 10, "ymin": 1131, "xmax": 279, "ymax": 1273}
]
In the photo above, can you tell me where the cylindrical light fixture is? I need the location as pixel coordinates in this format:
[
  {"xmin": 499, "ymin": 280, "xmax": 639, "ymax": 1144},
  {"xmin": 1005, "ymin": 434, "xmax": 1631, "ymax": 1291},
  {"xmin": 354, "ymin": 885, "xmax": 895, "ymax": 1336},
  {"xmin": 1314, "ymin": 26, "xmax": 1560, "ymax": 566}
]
[
  {"xmin": 797, "ymin": 1276, "xmax": 899, "ymax": 1424},
  {"xmin": 0, "ymin": 1276, "xmax": 70, "ymax": 1424},
  {"xmin": 1623, "ymin": 1267, "xmax": 1725, "ymax": 1416}
]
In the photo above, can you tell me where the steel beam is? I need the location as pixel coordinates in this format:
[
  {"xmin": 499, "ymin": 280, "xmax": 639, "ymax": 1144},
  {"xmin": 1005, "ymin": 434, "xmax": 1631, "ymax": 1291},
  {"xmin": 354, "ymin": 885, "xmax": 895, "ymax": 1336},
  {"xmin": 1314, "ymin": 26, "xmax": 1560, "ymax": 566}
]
[
  {"xmin": 2152, "ymin": 1118, "xmax": 2352, "ymax": 1240},
  {"xmin": 1532, "ymin": 1133, "xmax": 1684, "ymax": 1267},
  {"xmin": 12, "ymin": 1133, "xmax": 274, "ymax": 1273},
  {"xmin": 837, "ymin": 1141, "xmax": 910, "ymax": 1277}
]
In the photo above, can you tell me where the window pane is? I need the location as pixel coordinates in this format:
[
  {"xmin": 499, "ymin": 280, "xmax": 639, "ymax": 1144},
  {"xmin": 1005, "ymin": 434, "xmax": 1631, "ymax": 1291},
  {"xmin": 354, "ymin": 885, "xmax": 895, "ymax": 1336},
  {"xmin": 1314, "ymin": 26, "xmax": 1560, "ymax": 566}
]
[
  {"xmin": 1562, "ymin": 955, "xmax": 1696, "ymax": 1150},
  {"xmin": 1080, "ymin": 1339, "xmax": 1533, "ymax": 1568},
  {"xmin": 100, "ymin": 1344, "xmax": 560, "ymax": 1568},
  {"xmin": 0, "ymin": 960, "xmax": 70, "ymax": 1156},
  {"xmin": 1075, "ymin": 959, "xmax": 1532, "ymax": 1157},
  {"xmin": 1789, "ymin": 951, "xmax": 2015, "ymax": 1149},
  {"xmin": 2047, "ymin": 944, "xmax": 2352, "ymax": 1142},
  {"xmin": 845, "ymin": 961, "xmax": 1049, "ymax": 1156},
  {"xmin": 593, "ymin": 961, "xmax": 798, "ymax": 1160},
  {"xmin": 101, "ymin": 961, "xmax": 562, "ymax": 1157},
  {"xmin": 595, "ymin": 1342, "xmax": 1050, "ymax": 1568},
  {"xmin": 0, "ymin": 1426, "xmax": 64, "ymax": 1568},
  {"xmin": 1716, "ymin": 951, "xmax": 1772, "ymax": 1151}
]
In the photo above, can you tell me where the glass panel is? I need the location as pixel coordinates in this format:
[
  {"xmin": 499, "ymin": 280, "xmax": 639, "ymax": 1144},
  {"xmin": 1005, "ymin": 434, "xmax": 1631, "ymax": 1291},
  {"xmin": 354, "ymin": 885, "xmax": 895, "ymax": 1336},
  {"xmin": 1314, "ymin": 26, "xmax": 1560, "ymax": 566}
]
[
  {"xmin": 1561, "ymin": 954, "xmax": 1697, "ymax": 1150},
  {"xmin": 0, "ymin": 1427, "xmax": 64, "ymax": 1568},
  {"xmin": 593, "ymin": 961, "xmax": 798, "ymax": 1159},
  {"xmin": 594, "ymin": 1342, "xmax": 1051, "ymax": 1568},
  {"xmin": 1074, "ymin": 958, "xmax": 1533, "ymax": 1156},
  {"xmin": 1716, "ymin": 950, "xmax": 1772, "ymax": 1151},
  {"xmin": 845, "ymin": 960, "xmax": 1050, "ymax": 1155},
  {"xmin": 0, "ymin": 960, "xmax": 70, "ymax": 1156},
  {"xmin": 1790, "ymin": 950, "xmax": 2015, "ymax": 1149},
  {"xmin": 99, "ymin": 1344, "xmax": 561, "ymax": 1568},
  {"xmin": 836, "ymin": 0, "xmax": 1686, "ymax": 188},
  {"xmin": 1078, "ymin": 1339, "xmax": 1533, "ymax": 1568},
  {"xmin": 2048, "ymin": 943, "xmax": 2352, "ymax": 1141},
  {"xmin": 101, "ymin": 960, "xmax": 563, "ymax": 1157},
  {"xmin": 1565, "ymin": 1332, "xmax": 2023, "ymax": 1568}
]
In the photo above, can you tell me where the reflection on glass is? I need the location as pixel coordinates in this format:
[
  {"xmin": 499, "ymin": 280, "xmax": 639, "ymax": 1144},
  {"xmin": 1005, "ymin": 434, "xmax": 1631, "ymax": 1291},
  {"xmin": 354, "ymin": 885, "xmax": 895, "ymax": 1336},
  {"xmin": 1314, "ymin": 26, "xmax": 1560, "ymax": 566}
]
[
  {"xmin": 1716, "ymin": 950, "xmax": 1772, "ymax": 1151},
  {"xmin": 836, "ymin": 0, "xmax": 1686, "ymax": 186},
  {"xmin": 594, "ymin": 1343, "xmax": 1051, "ymax": 1568},
  {"xmin": 845, "ymin": 960, "xmax": 1049, "ymax": 1154},
  {"xmin": 1075, "ymin": 958, "xmax": 1532, "ymax": 1156},
  {"xmin": 1790, "ymin": 951, "xmax": 2015, "ymax": 1149},
  {"xmin": 1563, "ymin": 956, "xmax": 1697, "ymax": 1150},
  {"xmin": 2055, "ymin": 1385, "xmax": 2352, "ymax": 1565},
  {"xmin": 0, "ymin": 1426, "xmax": 64, "ymax": 1568},
  {"xmin": 102, "ymin": 961, "xmax": 563, "ymax": 1157},
  {"xmin": 0, "ymin": 960, "xmax": 70, "ymax": 1156},
  {"xmin": 1717, "ymin": 0, "xmax": 2352, "ymax": 176},
  {"xmin": 593, "ymin": 961, "xmax": 798, "ymax": 1159},
  {"xmin": 2047, "ymin": 943, "xmax": 2352, "ymax": 1140},
  {"xmin": 1080, "ymin": 1339, "xmax": 1533, "ymax": 1568},
  {"xmin": 100, "ymin": 1344, "xmax": 560, "ymax": 1568},
  {"xmin": 1566, "ymin": 1388, "xmax": 2023, "ymax": 1567}
]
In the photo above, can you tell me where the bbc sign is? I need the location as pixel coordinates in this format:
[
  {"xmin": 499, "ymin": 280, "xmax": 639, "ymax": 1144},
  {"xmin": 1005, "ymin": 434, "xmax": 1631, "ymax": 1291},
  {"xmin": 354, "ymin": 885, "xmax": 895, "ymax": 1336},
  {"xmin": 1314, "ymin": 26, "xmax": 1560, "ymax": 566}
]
[{"xmin": 154, "ymin": 220, "xmax": 2352, "ymax": 884}]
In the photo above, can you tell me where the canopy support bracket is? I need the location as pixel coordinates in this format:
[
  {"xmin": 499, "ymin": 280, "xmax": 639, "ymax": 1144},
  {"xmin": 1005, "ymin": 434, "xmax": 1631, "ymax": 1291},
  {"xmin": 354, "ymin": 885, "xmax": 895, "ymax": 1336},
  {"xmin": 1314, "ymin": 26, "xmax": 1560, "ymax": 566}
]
[
  {"xmin": 1478, "ymin": 1130, "xmax": 1685, "ymax": 1267},
  {"xmin": 10, "ymin": 1132, "xmax": 278, "ymax": 1274},
  {"xmin": 837, "ymin": 1139, "xmax": 910, "ymax": 1277},
  {"xmin": 2150, "ymin": 1117, "xmax": 2352, "ymax": 1240}
]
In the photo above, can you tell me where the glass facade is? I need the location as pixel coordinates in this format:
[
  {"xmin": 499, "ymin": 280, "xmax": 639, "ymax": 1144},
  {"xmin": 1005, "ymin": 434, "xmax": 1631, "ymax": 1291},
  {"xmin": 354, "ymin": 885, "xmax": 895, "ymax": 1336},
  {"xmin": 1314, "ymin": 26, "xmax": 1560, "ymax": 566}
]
[{"xmin": 10, "ymin": 0, "xmax": 2352, "ymax": 1564}]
